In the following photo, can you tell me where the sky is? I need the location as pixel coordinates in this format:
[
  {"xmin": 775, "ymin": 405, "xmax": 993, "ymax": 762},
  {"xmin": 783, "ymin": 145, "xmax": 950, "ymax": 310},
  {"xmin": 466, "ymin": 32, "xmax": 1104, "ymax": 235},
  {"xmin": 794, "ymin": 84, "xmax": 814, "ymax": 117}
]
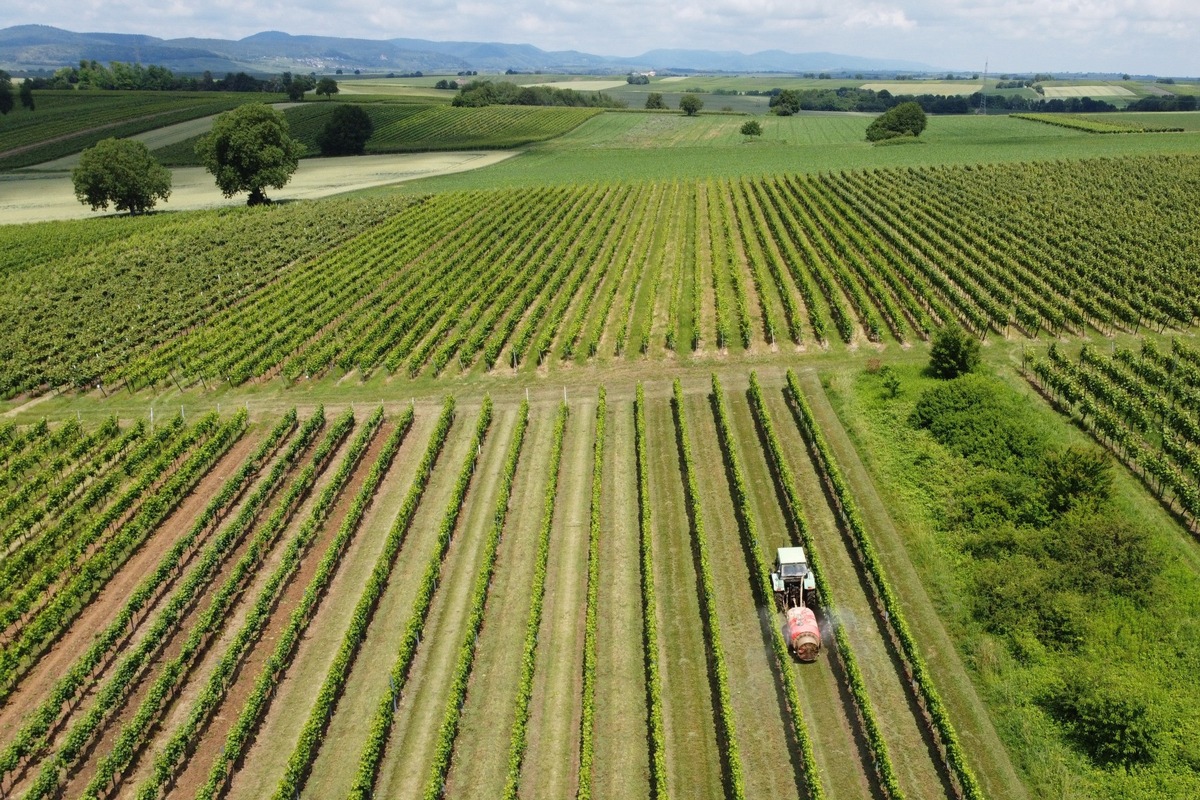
[{"xmin": 6, "ymin": 0, "xmax": 1199, "ymax": 75}]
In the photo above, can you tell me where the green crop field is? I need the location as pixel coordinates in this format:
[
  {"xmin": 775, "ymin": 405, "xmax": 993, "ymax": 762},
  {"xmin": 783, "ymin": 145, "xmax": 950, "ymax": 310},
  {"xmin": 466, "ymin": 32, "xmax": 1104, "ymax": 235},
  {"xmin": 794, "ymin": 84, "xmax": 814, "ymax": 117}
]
[
  {"xmin": 2, "ymin": 78, "xmax": 1200, "ymax": 800},
  {"xmin": 0, "ymin": 91, "xmax": 281, "ymax": 170}
]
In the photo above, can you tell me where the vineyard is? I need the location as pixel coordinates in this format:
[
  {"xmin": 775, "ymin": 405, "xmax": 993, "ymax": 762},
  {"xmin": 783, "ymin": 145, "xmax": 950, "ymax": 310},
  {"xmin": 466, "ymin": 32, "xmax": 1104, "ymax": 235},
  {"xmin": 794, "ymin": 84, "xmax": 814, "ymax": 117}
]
[
  {"xmin": 2, "ymin": 154, "xmax": 1198, "ymax": 400},
  {"xmin": 1026, "ymin": 336, "xmax": 1200, "ymax": 527},
  {"xmin": 0, "ymin": 372, "xmax": 1009, "ymax": 800},
  {"xmin": 0, "ymin": 91, "xmax": 280, "ymax": 170}
]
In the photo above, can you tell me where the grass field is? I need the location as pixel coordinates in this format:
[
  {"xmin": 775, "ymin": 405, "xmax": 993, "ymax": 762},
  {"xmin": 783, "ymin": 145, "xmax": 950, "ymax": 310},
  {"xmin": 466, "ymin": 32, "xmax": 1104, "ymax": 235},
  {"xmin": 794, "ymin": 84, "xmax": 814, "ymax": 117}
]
[{"xmin": 395, "ymin": 110, "xmax": 1200, "ymax": 192}]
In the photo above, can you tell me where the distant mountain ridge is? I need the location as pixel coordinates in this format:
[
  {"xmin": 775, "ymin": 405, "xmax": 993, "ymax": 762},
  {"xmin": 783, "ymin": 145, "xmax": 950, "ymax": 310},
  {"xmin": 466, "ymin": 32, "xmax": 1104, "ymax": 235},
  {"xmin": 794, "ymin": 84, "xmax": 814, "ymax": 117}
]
[{"xmin": 0, "ymin": 25, "xmax": 935, "ymax": 75}]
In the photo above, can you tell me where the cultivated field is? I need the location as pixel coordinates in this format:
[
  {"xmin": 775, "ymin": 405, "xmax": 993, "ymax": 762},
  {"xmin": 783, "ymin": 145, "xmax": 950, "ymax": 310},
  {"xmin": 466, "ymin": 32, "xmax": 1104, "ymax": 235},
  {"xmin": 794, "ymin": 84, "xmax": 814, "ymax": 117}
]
[
  {"xmin": 1040, "ymin": 84, "xmax": 1135, "ymax": 98},
  {"xmin": 860, "ymin": 82, "xmax": 981, "ymax": 96}
]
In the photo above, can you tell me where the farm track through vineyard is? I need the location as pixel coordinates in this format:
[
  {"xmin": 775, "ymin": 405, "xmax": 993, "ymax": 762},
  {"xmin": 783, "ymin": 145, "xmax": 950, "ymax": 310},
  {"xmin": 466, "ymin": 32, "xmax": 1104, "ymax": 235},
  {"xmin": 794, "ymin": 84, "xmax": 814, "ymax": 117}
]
[{"xmin": 0, "ymin": 371, "xmax": 1007, "ymax": 800}]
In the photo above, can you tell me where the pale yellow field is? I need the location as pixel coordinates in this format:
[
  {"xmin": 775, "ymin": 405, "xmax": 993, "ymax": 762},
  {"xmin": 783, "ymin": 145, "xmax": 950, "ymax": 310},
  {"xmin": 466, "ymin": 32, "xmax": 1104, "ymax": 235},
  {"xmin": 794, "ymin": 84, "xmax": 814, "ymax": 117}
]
[
  {"xmin": 0, "ymin": 151, "xmax": 516, "ymax": 225},
  {"xmin": 520, "ymin": 79, "xmax": 628, "ymax": 91},
  {"xmin": 1040, "ymin": 85, "xmax": 1135, "ymax": 98},
  {"xmin": 862, "ymin": 82, "xmax": 983, "ymax": 96}
]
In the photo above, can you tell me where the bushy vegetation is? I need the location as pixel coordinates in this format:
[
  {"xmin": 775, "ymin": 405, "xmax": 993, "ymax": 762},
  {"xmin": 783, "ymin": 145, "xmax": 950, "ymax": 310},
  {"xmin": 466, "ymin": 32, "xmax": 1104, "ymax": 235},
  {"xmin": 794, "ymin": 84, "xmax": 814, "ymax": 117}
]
[
  {"xmin": 847, "ymin": 361, "xmax": 1200, "ymax": 795},
  {"xmin": 927, "ymin": 323, "xmax": 981, "ymax": 379},
  {"xmin": 452, "ymin": 79, "xmax": 625, "ymax": 108},
  {"xmin": 866, "ymin": 101, "xmax": 927, "ymax": 141}
]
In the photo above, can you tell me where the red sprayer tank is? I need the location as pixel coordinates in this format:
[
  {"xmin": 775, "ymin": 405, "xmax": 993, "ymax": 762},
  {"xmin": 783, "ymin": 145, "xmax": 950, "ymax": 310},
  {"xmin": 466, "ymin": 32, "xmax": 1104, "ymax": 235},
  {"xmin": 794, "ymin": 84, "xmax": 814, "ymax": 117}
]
[{"xmin": 784, "ymin": 606, "xmax": 820, "ymax": 662}]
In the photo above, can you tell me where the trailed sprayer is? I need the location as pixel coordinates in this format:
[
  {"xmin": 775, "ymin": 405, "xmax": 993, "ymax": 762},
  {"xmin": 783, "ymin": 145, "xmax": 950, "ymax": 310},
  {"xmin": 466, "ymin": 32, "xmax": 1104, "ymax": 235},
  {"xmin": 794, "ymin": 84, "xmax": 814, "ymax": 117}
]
[{"xmin": 770, "ymin": 547, "xmax": 820, "ymax": 662}]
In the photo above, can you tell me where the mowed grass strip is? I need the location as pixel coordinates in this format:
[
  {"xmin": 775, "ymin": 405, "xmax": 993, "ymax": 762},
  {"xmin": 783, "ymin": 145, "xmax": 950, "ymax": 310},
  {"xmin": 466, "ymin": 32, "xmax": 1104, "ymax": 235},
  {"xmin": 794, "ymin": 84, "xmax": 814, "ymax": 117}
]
[
  {"xmin": 368, "ymin": 403, "xmax": 509, "ymax": 798},
  {"xmin": 644, "ymin": 393, "xmax": 724, "ymax": 800},
  {"xmin": 590, "ymin": 397, "xmax": 650, "ymax": 798},
  {"xmin": 519, "ymin": 399, "xmax": 596, "ymax": 798},
  {"xmin": 677, "ymin": 387, "xmax": 799, "ymax": 800},
  {"xmin": 300, "ymin": 404, "xmax": 475, "ymax": 799},
  {"xmin": 752, "ymin": 381, "xmax": 952, "ymax": 800}
]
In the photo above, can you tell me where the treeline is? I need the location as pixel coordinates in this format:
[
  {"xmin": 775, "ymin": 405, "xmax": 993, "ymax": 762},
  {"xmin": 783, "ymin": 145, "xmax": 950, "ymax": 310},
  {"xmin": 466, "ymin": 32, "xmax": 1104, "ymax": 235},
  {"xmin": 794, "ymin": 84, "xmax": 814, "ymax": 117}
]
[
  {"xmin": 767, "ymin": 87, "xmax": 1131, "ymax": 115},
  {"xmin": 1126, "ymin": 94, "xmax": 1199, "ymax": 112},
  {"xmin": 451, "ymin": 80, "xmax": 626, "ymax": 108},
  {"xmin": 25, "ymin": 60, "xmax": 305, "ymax": 94}
]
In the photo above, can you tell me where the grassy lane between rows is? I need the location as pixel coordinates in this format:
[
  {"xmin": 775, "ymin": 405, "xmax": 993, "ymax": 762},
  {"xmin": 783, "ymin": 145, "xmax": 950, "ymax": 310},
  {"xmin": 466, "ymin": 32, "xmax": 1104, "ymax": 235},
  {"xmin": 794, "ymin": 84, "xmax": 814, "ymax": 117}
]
[
  {"xmin": 300, "ymin": 404, "xmax": 476, "ymax": 800},
  {"xmin": 589, "ymin": 397, "xmax": 650, "ymax": 799},
  {"xmin": 370, "ymin": 404, "xmax": 512, "ymax": 798},
  {"xmin": 645, "ymin": 395, "xmax": 724, "ymax": 800},
  {"xmin": 519, "ymin": 399, "xmax": 595, "ymax": 798},
  {"xmin": 754, "ymin": 385, "xmax": 953, "ymax": 800},
  {"xmin": 442, "ymin": 407, "xmax": 555, "ymax": 799}
]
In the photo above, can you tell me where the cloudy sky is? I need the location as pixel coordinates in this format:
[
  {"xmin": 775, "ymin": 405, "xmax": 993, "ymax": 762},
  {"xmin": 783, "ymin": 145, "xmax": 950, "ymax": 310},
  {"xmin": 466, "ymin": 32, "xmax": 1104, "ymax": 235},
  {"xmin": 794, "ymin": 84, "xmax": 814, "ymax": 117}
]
[{"xmin": 7, "ymin": 0, "xmax": 1199, "ymax": 75}]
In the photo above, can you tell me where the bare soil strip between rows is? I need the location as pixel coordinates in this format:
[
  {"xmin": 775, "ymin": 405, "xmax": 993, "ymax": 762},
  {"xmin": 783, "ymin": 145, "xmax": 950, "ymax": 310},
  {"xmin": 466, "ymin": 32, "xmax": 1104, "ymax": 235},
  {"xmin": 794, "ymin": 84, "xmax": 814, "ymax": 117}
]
[
  {"xmin": 0, "ymin": 426, "xmax": 271, "ymax": 740},
  {"xmin": 442, "ymin": 409, "xmax": 554, "ymax": 800},
  {"xmin": 0, "ymin": 425, "xmax": 282, "ymax": 799},
  {"xmin": 373, "ymin": 408, "xmax": 517, "ymax": 798},
  {"xmin": 223, "ymin": 411, "xmax": 436, "ymax": 800},
  {"xmin": 589, "ymin": 400, "xmax": 650, "ymax": 799},
  {"xmin": 88, "ymin": 420, "xmax": 360, "ymax": 799},
  {"xmin": 519, "ymin": 399, "xmax": 594, "ymax": 799},
  {"xmin": 644, "ymin": 397, "xmax": 724, "ymax": 800},
  {"xmin": 165, "ymin": 419, "xmax": 393, "ymax": 799}
]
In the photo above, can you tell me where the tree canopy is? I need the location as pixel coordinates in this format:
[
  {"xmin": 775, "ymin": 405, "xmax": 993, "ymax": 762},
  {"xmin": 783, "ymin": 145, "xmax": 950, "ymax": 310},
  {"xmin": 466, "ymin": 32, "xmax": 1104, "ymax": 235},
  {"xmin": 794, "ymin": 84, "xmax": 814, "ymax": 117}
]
[
  {"xmin": 645, "ymin": 92, "xmax": 667, "ymax": 110},
  {"xmin": 740, "ymin": 119, "xmax": 762, "ymax": 137},
  {"xmin": 282, "ymin": 72, "xmax": 316, "ymax": 101},
  {"xmin": 866, "ymin": 100, "xmax": 927, "ymax": 141},
  {"xmin": 71, "ymin": 138, "xmax": 172, "ymax": 215},
  {"xmin": 679, "ymin": 93, "xmax": 703, "ymax": 116},
  {"xmin": 452, "ymin": 80, "xmax": 625, "ymax": 108},
  {"xmin": 927, "ymin": 322, "xmax": 980, "ymax": 379},
  {"xmin": 0, "ymin": 72, "xmax": 13, "ymax": 116},
  {"xmin": 195, "ymin": 103, "xmax": 303, "ymax": 206},
  {"xmin": 317, "ymin": 105, "xmax": 374, "ymax": 156},
  {"xmin": 315, "ymin": 77, "xmax": 339, "ymax": 99},
  {"xmin": 19, "ymin": 79, "xmax": 34, "ymax": 111}
]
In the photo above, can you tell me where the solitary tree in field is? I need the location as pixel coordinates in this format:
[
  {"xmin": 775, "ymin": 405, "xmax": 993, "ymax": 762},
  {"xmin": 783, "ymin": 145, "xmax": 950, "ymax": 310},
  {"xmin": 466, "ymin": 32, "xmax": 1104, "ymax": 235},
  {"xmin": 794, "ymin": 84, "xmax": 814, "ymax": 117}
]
[
  {"xmin": 645, "ymin": 92, "xmax": 667, "ymax": 110},
  {"xmin": 196, "ymin": 103, "xmax": 303, "ymax": 206},
  {"xmin": 315, "ymin": 77, "xmax": 339, "ymax": 99},
  {"xmin": 740, "ymin": 119, "xmax": 762, "ymax": 138},
  {"xmin": 679, "ymin": 93, "xmax": 703, "ymax": 116},
  {"xmin": 19, "ymin": 79, "xmax": 34, "ymax": 111},
  {"xmin": 866, "ymin": 100, "xmax": 927, "ymax": 141},
  {"xmin": 72, "ymin": 138, "xmax": 172, "ymax": 215},
  {"xmin": 318, "ymin": 105, "xmax": 374, "ymax": 156}
]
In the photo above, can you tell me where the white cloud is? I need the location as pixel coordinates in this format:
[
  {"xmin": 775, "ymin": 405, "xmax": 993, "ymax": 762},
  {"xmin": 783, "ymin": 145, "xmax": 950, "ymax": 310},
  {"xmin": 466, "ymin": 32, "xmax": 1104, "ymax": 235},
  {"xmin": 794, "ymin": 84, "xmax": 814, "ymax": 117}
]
[{"xmin": 842, "ymin": 5, "xmax": 916, "ymax": 30}]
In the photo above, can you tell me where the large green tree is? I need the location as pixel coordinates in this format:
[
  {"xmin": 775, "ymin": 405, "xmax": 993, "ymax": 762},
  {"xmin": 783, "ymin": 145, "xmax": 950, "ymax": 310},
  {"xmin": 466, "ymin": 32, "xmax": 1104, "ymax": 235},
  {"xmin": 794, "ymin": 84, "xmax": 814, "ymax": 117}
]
[
  {"xmin": 317, "ymin": 105, "xmax": 374, "ymax": 156},
  {"xmin": 315, "ymin": 77, "xmax": 339, "ymax": 99},
  {"xmin": 196, "ymin": 103, "xmax": 303, "ymax": 206},
  {"xmin": 71, "ymin": 138, "xmax": 172, "ymax": 215},
  {"xmin": 866, "ymin": 100, "xmax": 927, "ymax": 141},
  {"xmin": 679, "ymin": 93, "xmax": 703, "ymax": 116},
  {"xmin": 19, "ymin": 78, "xmax": 34, "ymax": 111}
]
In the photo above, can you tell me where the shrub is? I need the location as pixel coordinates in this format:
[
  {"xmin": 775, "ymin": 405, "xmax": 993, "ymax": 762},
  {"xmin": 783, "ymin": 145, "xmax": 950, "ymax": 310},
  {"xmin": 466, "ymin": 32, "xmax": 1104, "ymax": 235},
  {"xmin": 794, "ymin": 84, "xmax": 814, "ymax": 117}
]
[{"xmin": 928, "ymin": 322, "xmax": 981, "ymax": 379}]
